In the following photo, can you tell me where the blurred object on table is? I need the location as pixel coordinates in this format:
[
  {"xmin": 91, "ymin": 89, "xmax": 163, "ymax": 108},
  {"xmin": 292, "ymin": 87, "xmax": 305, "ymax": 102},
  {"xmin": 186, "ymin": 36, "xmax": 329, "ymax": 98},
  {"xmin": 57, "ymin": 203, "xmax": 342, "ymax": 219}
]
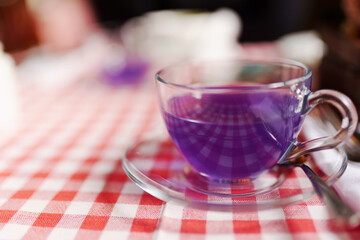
[
  {"xmin": 319, "ymin": 27, "xmax": 360, "ymax": 108},
  {"xmin": 0, "ymin": 0, "xmax": 97, "ymax": 53},
  {"xmin": 100, "ymin": 42, "xmax": 149, "ymax": 86},
  {"xmin": 342, "ymin": 0, "xmax": 360, "ymax": 41},
  {"xmin": 277, "ymin": 31, "xmax": 327, "ymax": 90},
  {"xmin": 89, "ymin": 0, "xmax": 318, "ymax": 85},
  {"xmin": 119, "ymin": 8, "xmax": 242, "ymax": 66},
  {"xmin": 0, "ymin": 0, "xmax": 116, "ymax": 88},
  {"xmin": 0, "ymin": 0, "xmax": 38, "ymax": 52},
  {"xmin": 318, "ymin": 0, "xmax": 360, "ymax": 109},
  {"xmin": 27, "ymin": 0, "xmax": 96, "ymax": 52},
  {"xmin": 17, "ymin": 33, "xmax": 111, "ymax": 88},
  {"xmin": 317, "ymin": 0, "xmax": 360, "ymax": 158},
  {"xmin": 277, "ymin": 31, "xmax": 327, "ymax": 68},
  {"xmin": 90, "ymin": 0, "xmax": 315, "ymax": 42},
  {"xmin": 0, "ymin": 43, "xmax": 20, "ymax": 131}
]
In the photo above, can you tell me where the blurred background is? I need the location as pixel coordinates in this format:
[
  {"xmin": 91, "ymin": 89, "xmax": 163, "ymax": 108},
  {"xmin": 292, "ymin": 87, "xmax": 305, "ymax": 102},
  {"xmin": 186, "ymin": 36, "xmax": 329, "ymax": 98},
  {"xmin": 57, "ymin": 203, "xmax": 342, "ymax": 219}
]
[
  {"xmin": 0, "ymin": 0, "xmax": 358, "ymax": 99},
  {"xmin": 0, "ymin": 0, "xmax": 343, "ymax": 51},
  {"xmin": 1, "ymin": 0, "xmax": 360, "ymax": 157},
  {"xmin": 0, "ymin": 0, "xmax": 345, "ymax": 49}
]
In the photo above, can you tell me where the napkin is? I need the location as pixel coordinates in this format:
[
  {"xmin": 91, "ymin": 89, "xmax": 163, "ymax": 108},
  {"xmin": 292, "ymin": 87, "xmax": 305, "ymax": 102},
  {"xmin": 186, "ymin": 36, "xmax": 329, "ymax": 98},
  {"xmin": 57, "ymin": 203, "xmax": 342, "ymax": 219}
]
[
  {"xmin": 302, "ymin": 113, "xmax": 360, "ymax": 217},
  {"xmin": 334, "ymin": 161, "xmax": 360, "ymax": 216}
]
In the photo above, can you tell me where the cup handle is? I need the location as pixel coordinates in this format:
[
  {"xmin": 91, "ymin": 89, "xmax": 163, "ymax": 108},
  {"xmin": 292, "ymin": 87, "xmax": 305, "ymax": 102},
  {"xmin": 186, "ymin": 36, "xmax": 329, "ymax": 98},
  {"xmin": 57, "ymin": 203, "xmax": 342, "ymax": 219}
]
[{"xmin": 286, "ymin": 89, "xmax": 358, "ymax": 159}]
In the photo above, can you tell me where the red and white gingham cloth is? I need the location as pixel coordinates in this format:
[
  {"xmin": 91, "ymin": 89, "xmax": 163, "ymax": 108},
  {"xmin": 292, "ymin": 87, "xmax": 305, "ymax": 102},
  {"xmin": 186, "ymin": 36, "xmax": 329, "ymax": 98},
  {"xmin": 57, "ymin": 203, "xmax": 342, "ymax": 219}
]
[{"xmin": 0, "ymin": 44, "xmax": 358, "ymax": 240}]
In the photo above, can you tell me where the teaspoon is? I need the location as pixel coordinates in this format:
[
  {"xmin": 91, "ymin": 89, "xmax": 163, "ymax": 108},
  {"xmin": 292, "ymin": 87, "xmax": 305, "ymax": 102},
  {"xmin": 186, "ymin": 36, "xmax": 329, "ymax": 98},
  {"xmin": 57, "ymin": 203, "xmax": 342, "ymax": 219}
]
[{"xmin": 279, "ymin": 155, "xmax": 359, "ymax": 228}]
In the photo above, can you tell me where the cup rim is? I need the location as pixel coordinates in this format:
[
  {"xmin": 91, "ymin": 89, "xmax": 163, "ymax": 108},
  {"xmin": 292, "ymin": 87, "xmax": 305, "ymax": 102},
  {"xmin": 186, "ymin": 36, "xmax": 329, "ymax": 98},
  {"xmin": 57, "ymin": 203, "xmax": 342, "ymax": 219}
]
[{"xmin": 155, "ymin": 58, "xmax": 312, "ymax": 90}]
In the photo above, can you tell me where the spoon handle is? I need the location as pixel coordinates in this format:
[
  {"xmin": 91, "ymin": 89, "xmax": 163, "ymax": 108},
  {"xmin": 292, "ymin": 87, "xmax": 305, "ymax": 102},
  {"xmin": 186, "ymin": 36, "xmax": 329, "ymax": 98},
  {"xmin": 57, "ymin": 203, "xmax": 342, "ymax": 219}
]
[{"xmin": 300, "ymin": 164, "xmax": 359, "ymax": 227}]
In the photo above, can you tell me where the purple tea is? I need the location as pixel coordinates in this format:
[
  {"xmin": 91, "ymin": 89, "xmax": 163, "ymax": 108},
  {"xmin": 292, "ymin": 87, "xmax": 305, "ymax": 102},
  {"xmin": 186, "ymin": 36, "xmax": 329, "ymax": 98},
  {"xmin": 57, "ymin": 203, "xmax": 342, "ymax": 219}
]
[{"xmin": 162, "ymin": 90, "xmax": 305, "ymax": 180}]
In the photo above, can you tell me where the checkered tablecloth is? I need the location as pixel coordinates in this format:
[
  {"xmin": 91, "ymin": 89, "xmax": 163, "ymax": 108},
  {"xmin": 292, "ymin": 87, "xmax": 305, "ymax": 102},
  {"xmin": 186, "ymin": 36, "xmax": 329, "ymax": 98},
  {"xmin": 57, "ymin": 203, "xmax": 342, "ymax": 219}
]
[{"xmin": 0, "ymin": 44, "xmax": 359, "ymax": 240}]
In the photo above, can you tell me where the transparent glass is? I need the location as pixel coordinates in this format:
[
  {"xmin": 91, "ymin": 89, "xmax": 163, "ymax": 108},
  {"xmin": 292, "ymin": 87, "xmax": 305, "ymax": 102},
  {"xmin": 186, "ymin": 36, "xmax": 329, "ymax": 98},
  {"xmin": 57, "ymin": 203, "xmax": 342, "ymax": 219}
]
[
  {"xmin": 122, "ymin": 136, "xmax": 347, "ymax": 208},
  {"xmin": 155, "ymin": 59, "xmax": 358, "ymax": 182}
]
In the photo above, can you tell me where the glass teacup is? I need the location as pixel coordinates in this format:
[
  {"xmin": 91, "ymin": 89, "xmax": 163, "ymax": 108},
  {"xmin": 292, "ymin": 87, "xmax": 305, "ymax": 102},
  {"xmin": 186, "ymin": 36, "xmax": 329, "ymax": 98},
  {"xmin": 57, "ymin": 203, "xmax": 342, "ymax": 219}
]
[{"xmin": 156, "ymin": 59, "xmax": 358, "ymax": 182}]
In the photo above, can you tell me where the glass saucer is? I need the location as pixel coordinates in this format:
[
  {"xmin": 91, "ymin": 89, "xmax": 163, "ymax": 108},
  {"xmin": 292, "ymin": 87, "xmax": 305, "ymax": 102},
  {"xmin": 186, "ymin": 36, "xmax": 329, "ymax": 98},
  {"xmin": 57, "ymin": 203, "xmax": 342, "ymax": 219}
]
[{"xmin": 122, "ymin": 135, "xmax": 347, "ymax": 209}]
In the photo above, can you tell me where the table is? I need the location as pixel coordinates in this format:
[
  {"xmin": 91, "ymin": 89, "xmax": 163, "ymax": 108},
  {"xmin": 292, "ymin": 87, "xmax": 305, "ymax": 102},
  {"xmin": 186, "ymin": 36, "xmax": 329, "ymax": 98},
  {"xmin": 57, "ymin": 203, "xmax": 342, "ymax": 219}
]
[{"xmin": 0, "ymin": 44, "xmax": 359, "ymax": 240}]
